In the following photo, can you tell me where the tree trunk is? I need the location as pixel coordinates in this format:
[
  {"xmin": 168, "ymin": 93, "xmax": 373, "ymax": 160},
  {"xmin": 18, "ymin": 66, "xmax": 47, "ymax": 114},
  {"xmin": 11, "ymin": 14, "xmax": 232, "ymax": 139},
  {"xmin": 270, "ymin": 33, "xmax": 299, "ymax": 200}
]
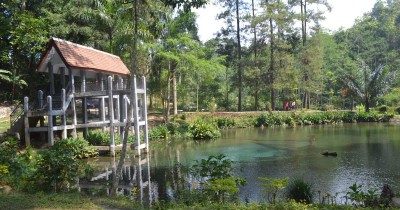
[
  {"xmin": 236, "ymin": 0, "xmax": 242, "ymax": 111},
  {"xmin": 365, "ymin": 97, "xmax": 370, "ymax": 112},
  {"xmin": 269, "ymin": 13, "xmax": 275, "ymax": 110},
  {"xmin": 173, "ymin": 68, "xmax": 177, "ymax": 115},
  {"xmin": 252, "ymin": 0, "xmax": 258, "ymax": 111},
  {"xmin": 110, "ymin": 0, "xmax": 139, "ymax": 196}
]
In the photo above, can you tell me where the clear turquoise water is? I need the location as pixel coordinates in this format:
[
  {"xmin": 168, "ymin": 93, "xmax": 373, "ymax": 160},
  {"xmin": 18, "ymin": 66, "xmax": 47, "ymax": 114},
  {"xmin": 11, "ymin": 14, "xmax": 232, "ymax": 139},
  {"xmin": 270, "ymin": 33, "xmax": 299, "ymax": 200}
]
[{"xmin": 89, "ymin": 123, "xmax": 400, "ymax": 203}]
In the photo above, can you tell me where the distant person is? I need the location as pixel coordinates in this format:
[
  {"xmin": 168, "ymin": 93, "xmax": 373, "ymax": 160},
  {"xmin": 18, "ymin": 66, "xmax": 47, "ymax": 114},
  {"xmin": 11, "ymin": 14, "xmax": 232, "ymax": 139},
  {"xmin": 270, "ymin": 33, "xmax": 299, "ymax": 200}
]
[
  {"xmin": 285, "ymin": 102, "xmax": 289, "ymax": 111},
  {"xmin": 291, "ymin": 101, "xmax": 296, "ymax": 110}
]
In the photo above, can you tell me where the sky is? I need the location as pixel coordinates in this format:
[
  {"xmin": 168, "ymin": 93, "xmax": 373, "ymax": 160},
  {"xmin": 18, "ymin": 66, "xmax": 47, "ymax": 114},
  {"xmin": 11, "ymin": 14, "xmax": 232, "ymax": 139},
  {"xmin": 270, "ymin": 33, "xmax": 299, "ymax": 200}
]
[{"xmin": 194, "ymin": 0, "xmax": 377, "ymax": 42}]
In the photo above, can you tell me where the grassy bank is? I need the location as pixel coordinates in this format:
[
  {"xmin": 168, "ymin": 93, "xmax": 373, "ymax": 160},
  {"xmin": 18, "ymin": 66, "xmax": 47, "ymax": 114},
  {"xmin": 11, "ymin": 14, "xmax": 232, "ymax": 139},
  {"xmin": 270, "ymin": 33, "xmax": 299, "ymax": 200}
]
[{"xmin": 1, "ymin": 190, "xmax": 393, "ymax": 210}]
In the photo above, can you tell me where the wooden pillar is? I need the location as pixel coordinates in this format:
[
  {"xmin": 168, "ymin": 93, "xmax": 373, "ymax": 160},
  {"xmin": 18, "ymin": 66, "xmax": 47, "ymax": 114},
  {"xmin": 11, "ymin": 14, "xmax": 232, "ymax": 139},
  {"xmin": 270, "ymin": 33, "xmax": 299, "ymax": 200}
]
[
  {"xmin": 37, "ymin": 90, "xmax": 43, "ymax": 109},
  {"xmin": 38, "ymin": 90, "xmax": 45, "ymax": 141},
  {"xmin": 60, "ymin": 67, "xmax": 66, "ymax": 89},
  {"xmin": 61, "ymin": 89, "xmax": 67, "ymax": 139},
  {"xmin": 69, "ymin": 68, "xmax": 77, "ymax": 138},
  {"xmin": 108, "ymin": 76, "xmax": 115, "ymax": 152},
  {"xmin": 69, "ymin": 68, "xmax": 75, "ymax": 93},
  {"xmin": 48, "ymin": 63, "xmax": 55, "ymax": 95},
  {"xmin": 116, "ymin": 77, "xmax": 123, "ymax": 136},
  {"xmin": 132, "ymin": 75, "xmax": 141, "ymax": 155},
  {"xmin": 98, "ymin": 73, "xmax": 106, "ymax": 131},
  {"xmin": 81, "ymin": 70, "xmax": 88, "ymax": 138},
  {"xmin": 47, "ymin": 96, "xmax": 54, "ymax": 146},
  {"xmin": 141, "ymin": 76, "xmax": 149, "ymax": 152},
  {"xmin": 23, "ymin": 97, "xmax": 30, "ymax": 146}
]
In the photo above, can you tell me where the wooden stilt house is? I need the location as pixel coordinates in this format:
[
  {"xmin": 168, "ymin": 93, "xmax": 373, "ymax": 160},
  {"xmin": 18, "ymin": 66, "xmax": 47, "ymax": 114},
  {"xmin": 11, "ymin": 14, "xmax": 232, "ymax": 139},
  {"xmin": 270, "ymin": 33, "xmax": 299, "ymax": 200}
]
[{"xmin": 10, "ymin": 38, "xmax": 148, "ymax": 154}]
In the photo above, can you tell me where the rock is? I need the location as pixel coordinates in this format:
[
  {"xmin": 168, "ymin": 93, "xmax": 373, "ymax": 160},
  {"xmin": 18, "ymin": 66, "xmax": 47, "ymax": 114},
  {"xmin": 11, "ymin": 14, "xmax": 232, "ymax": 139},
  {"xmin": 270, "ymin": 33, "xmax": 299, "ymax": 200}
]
[
  {"xmin": 380, "ymin": 184, "xmax": 394, "ymax": 207},
  {"xmin": 321, "ymin": 151, "xmax": 337, "ymax": 157},
  {"xmin": 392, "ymin": 197, "xmax": 400, "ymax": 207}
]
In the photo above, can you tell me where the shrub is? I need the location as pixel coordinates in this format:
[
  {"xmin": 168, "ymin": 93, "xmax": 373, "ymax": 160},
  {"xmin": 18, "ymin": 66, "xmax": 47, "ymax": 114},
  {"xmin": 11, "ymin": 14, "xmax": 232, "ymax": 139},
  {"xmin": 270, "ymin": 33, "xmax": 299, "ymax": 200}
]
[
  {"xmin": 29, "ymin": 138, "xmax": 97, "ymax": 192},
  {"xmin": 346, "ymin": 183, "xmax": 379, "ymax": 207},
  {"xmin": 0, "ymin": 135, "xmax": 35, "ymax": 189},
  {"xmin": 187, "ymin": 154, "xmax": 246, "ymax": 203},
  {"xmin": 190, "ymin": 120, "xmax": 221, "ymax": 140},
  {"xmin": 285, "ymin": 178, "xmax": 314, "ymax": 204},
  {"xmin": 259, "ymin": 177, "xmax": 289, "ymax": 203},
  {"xmin": 395, "ymin": 107, "xmax": 400, "ymax": 115},
  {"xmin": 148, "ymin": 125, "xmax": 169, "ymax": 139},
  {"xmin": 377, "ymin": 105, "xmax": 388, "ymax": 113},
  {"xmin": 87, "ymin": 130, "xmax": 120, "ymax": 145},
  {"xmin": 342, "ymin": 112, "xmax": 357, "ymax": 123},
  {"xmin": 214, "ymin": 117, "xmax": 236, "ymax": 129}
]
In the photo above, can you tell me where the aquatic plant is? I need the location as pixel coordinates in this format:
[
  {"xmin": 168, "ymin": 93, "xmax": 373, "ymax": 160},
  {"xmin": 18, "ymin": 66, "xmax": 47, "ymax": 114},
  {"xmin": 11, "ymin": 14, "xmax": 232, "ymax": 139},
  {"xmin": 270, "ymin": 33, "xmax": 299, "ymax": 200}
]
[
  {"xmin": 285, "ymin": 178, "xmax": 314, "ymax": 204},
  {"xmin": 190, "ymin": 120, "xmax": 220, "ymax": 139}
]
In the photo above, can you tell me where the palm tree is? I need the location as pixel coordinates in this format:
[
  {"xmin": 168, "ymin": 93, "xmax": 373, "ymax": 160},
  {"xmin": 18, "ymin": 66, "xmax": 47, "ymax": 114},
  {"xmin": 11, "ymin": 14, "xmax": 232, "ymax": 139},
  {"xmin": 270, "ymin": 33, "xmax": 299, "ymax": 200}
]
[
  {"xmin": 342, "ymin": 60, "xmax": 396, "ymax": 112},
  {"xmin": 0, "ymin": 69, "xmax": 27, "ymax": 101}
]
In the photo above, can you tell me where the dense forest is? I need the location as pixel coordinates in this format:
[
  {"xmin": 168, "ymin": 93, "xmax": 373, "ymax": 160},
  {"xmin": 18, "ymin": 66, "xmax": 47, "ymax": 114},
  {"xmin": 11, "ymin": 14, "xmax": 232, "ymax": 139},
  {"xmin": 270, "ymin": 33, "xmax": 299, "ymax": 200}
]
[{"xmin": 0, "ymin": 0, "xmax": 399, "ymax": 114}]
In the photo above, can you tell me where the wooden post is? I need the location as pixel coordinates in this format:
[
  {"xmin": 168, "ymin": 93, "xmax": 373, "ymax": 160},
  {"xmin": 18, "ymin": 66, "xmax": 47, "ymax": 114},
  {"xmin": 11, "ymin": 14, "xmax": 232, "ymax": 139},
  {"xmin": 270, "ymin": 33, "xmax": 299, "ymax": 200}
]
[
  {"xmin": 81, "ymin": 70, "xmax": 88, "ymax": 139},
  {"xmin": 141, "ymin": 76, "xmax": 149, "ymax": 152},
  {"xmin": 69, "ymin": 68, "xmax": 75, "ymax": 93},
  {"xmin": 69, "ymin": 68, "xmax": 77, "ymax": 138},
  {"xmin": 48, "ymin": 63, "xmax": 55, "ymax": 95},
  {"xmin": 37, "ymin": 90, "xmax": 43, "ymax": 109},
  {"xmin": 24, "ymin": 97, "xmax": 30, "ymax": 146},
  {"xmin": 47, "ymin": 96, "xmax": 54, "ymax": 146},
  {"xmin": 98, "ymin": 73, "xmax": 106, "ymax": 131},
  {"xmin": 132, "ymin": 75, "xmax": 141, "ymax": 155},
  {"xmin": 61, "ymin": 89, "xmax": 67, "ymax": 139},
  {"xmin": 38, "ymin": 90, "xmax": 45, "ymax": 141},
  {"xmin": 108, "ymin": 76, "xmax": 115, "ymax": 152},
  {"xmin": 60, "ymin": 67, "xmax": 66, "ymax": 89}
]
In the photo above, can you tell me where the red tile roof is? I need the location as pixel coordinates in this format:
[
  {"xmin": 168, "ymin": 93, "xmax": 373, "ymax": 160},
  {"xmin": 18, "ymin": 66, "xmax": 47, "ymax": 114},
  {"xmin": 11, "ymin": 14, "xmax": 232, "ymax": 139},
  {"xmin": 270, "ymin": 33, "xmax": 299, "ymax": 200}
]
[{"xmin": 38, "ymin": 38, "xmax": 130, "ymax": 76}]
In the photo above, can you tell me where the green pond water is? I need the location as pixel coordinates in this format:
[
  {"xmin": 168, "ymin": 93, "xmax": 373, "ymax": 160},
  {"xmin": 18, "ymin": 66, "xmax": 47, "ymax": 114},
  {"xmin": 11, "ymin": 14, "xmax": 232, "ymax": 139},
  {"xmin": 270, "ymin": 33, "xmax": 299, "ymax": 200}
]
[{"xmin": 87, "ymin": 123, "xmax": 400, "ymax": 203}]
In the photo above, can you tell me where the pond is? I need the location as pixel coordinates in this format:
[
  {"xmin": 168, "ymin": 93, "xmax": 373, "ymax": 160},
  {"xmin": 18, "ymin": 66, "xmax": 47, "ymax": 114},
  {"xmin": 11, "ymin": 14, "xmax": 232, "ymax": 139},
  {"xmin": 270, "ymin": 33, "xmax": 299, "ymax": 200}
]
[{"xmin": 83, "ymin": 123, "xmax": 400, "ymax": 204}]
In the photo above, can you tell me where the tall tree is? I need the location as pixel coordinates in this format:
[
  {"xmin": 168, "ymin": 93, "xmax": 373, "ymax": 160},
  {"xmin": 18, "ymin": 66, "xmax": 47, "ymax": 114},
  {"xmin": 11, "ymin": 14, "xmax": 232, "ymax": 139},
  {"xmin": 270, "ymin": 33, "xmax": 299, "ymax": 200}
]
[{"xmin": 216, "ymin": 0, "xmax": 246, "ymax": 111}]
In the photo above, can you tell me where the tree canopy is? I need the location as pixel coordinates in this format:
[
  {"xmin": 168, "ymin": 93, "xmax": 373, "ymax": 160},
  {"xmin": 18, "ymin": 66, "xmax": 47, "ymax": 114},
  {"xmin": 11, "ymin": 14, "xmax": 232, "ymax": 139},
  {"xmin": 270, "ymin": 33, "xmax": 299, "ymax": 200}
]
[{"xmin": 0, "ymin": 0, "xmax": 399, "ymax": 113}]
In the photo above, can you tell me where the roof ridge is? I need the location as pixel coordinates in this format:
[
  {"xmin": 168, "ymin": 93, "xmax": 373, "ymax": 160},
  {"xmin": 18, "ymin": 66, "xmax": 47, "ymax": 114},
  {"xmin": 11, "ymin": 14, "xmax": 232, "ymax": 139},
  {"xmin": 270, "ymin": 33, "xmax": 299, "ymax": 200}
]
[{"xmin": 51, "ymin": 37, "xmax": 120, "ymax": 59}]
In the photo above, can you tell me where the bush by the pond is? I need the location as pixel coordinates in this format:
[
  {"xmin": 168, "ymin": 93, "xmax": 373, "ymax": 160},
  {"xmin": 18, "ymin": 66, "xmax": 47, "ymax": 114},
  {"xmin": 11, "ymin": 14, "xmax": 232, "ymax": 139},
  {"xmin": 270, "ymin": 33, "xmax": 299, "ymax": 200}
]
[
  {"xmin": 167, "ymin": 120, "xmax": 191, "ymax": 137},
  {"xmin": 214, "ymin": 117, "xmax": 236, "ymax": 129},
  {"xmin": 0, "ymin": 135, "xmax": 35, "ymax": 190},
  {"xmin": 190, "ymin": 120, "xmax": 221, "ymax": 140},
  {"xmin": 148, "ymin": 124, "xmax": 169, "ymax": 139},
  {"xmin": 395, "ymin": 107, "xmax": 400, "ymax": 115},
  {"xmin": 254, "ymin": 111, "xmax": 393, "ymax": 128},
  {"xmin": 377, "ymin": 105, "xmax": 389, "ymax": 113},
  {"xmin": 29, "ymin": 138, "xmax": 97, "ymax": 192},
  {"xmin": 87, "ymin": 130, "xmax": 120, "ymax": 146},
  {"xmin": 285, "ymin": 178, "xmax": 314, "ymax": 204}
]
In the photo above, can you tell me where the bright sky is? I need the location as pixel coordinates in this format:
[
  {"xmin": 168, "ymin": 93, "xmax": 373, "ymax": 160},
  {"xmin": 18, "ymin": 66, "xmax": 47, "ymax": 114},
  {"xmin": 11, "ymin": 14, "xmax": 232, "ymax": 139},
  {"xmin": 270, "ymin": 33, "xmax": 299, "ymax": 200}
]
[{"xmin": 194, "ymin": 0, "xmax": 377, "ymax": 42}]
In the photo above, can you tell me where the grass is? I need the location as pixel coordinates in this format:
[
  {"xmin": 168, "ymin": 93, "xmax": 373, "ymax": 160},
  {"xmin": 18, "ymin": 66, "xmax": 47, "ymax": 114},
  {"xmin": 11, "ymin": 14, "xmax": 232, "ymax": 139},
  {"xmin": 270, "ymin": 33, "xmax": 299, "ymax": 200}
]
[
  {"xmin": 0, "ymin": 190, "xmax": 139, "ymax": 210},
  {"xmin": 0, "ymin": 118, "xmax": 9, "ymax": 134}
]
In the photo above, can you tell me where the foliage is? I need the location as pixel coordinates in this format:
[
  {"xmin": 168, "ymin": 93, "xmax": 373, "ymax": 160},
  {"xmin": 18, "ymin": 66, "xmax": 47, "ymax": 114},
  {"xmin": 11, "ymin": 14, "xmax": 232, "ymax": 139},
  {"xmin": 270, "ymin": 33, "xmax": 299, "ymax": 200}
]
[
  {"xmin": 259, "ymin": 177, "xmax": 289, "ymax": 204},
  {"xmin": 190, "ymin": 154, "xmax": 234, "ymax": 182},
  {"xmin": 166, "ymin": 120, "xmax": 191, "ymax": 137},
  {"xmin": 0, "ymin": 164, "xmax": 8, "ymax": 183},
  {"xmin": 148, "ymin": 125, "xmax": 169, "ymax": 139},
  {"xmin": 395, "ymin": 107, "xmax": 400, "ymax": 115},
  {"xmin": 203, "ymin": 177, "xmax": 241, "ymax": 203},
  {"xmin": 346, "ymin": 183, "xmax": 379, "ymax": 207},
  {"xmin": 285, "ymin": 178, "xmax": 314, "ymax": 204},
  {"xmin": 213, "ymin": 117, "xmax": 236, "ymax": 129},
  {"xmin": 0, "ymin": 135, "xmax": 35, "ymax": 190},
  {"xmin": 87, "ymin": 130, "xmax": 120, "ymax": 146},
  {"xmin": 377, "ymin": 105, "xmax": 388, "ymax": 113},
  {"xmin": 186, "ymin": 154, "xmax": 246, "ymax": 203},
  {"xmin": 29, "ymin": 138, "xmax": 97, "ymax": 192},
  {"xmin": 190, "ymin": 120, "xmax": 221, "ymax": 140}
]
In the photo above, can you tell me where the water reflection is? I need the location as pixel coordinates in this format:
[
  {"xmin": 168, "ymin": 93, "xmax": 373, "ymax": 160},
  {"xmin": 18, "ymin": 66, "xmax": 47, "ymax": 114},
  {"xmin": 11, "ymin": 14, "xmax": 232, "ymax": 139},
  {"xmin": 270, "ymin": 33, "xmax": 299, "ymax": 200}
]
[
  {"xmin": 80, "ymin": 153, "xmax": 154, "ymax": 205},
  {"xmin": 82, "ymin": 123, "xmax": 400, "ymax": 204}
]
